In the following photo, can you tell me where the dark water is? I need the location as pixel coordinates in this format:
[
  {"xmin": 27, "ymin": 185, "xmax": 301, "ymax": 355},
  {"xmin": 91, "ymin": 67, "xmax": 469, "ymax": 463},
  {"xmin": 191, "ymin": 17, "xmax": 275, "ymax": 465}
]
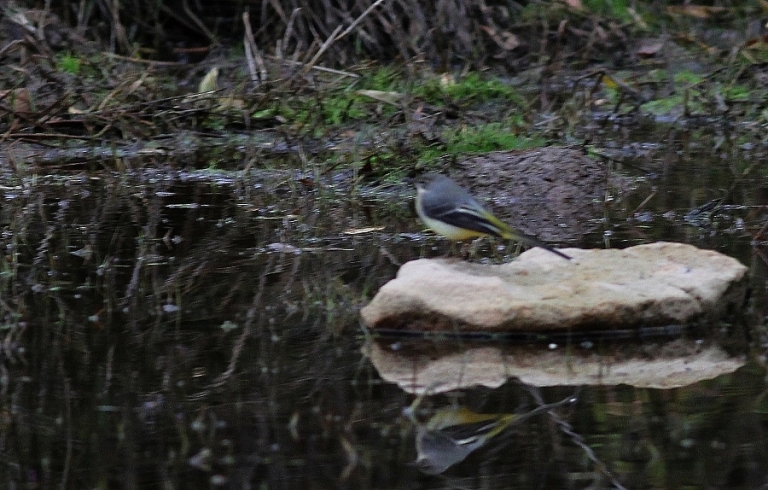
[{"xmin": 2, "ymin": 129, "xmax": 768, "ymax": 489}]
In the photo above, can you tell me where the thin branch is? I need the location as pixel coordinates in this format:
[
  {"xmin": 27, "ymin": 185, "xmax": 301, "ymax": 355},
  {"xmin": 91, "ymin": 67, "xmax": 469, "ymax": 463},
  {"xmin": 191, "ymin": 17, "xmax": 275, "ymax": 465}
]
[{"xmin": 300, "ymin": 0, "xmax": 389, "ymax": 75}]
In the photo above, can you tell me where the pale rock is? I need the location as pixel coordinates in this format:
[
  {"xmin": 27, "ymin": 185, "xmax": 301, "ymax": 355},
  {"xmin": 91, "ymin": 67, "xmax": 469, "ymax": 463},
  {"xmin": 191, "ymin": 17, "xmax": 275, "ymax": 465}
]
[{"xmin": 360, "ymin": 242, "xmax": 748, "ymax": 332}]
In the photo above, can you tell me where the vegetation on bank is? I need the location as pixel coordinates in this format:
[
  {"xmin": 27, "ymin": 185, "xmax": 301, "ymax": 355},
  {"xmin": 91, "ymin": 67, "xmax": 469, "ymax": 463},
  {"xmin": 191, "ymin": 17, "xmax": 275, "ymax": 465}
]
[{"xmin": 1, "ymin": 1, "xmax": 767, "ymax": 178}]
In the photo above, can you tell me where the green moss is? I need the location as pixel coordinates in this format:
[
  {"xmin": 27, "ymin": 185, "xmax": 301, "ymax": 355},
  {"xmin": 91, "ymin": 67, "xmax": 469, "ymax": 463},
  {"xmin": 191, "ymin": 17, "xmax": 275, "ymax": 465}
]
[
  {"xmin": 673, "ymin": 70, "xmax": 704, "ymax": 85},
  {"xmin": 359, "ymin": 66, "xmax": 402, "ymax": 91},
  {"xmin": 413, "ymin": 72, "xmax": 522, "ymax": 106},
  {"xmin": 57, "ymin": 53, "xmax": 82, "ymax": 75},
  {"xmin": 420, "ymin": 122, "xmax": 543, "ymax": 161},
  {"xmin": 321, "ymin": 94, "xmax": 369, "ymax": 125},
  {"xmin": 252, "ymin": 108, "xmax": 278, "ymax": 120},
  {"xmin": 271, "ymin": 70, "xmax": 524, "ymax": 128},
  {"xmin": 583, "ymin": 0, "xmax": 633, "ymax": 21},
  {"xmin": 641, "ymin": 96, "xmax": 684, "ymax": 115},
  {"xmin": 722, "ymin": 84, "xmax": 750, "ymax": 101}
]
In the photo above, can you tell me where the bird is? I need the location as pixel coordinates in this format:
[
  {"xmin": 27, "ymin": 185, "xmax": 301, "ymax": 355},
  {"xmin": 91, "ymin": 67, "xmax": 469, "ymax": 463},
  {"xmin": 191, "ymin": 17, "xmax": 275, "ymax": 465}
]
[
  {"xmin": 414, "ymin": 173, "xmax": 571, "ymax": 260},
  {"xmin": 412, "ymin": 407, "xmax": 516, "ymax": 474},
  {"xmin": 406, "ymin": 395, "xmax": 578, "ymax": 474}
]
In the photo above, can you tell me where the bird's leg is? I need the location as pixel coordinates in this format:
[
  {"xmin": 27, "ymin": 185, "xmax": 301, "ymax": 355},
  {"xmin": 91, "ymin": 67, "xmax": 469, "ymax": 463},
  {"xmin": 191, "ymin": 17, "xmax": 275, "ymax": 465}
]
[
  {"xmin": 439, "ymin": 240, "xmax": 460, "ymax": 258},
  {"xmin": 419, "ymin": 241, "xmax": 428, "ymax": 259},
  {"xmin": 491, "ymin": 239, "xmax": 507, "ymax": 262},
  {"xmin": 505, "ymin": 240, "xmax": 524, "ymax": 259},
  {"xmin": 461, "ymin": 240, "xmax": 476, "ymax": 260}
]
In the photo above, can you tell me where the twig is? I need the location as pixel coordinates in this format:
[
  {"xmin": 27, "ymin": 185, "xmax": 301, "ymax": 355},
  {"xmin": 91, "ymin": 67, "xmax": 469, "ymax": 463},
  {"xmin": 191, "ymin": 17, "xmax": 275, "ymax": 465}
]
[
  {"xmin": 301, "ymin": 25, "xmax": 343, "ymax": 76},
  {"xmin": 527, "ymin": 386, "xmax": 627, "ymax": 490},
  {"xmin": 104, "ymin": 52, "xmax": 189, "ymax": 66},
  {"xmin": 280, "ymin": 8, "xmax": 302, "ymax": 59},
  {"xmin": 182, "ymin": 0, "xmax": 216, "ymax": 43},
  {"xmin": 107, "ymin": 0, "xmax": 130, "ymax": 53},
  {"xmin": 300, "ymin": 0, "xmax": 389, "ymax": 75},
  {"xmin": 266, "ymin": 0, "xmax": 288, "ymax": 23},
  {"xmin": 266, "ymin": 54, "xmax": 359, "ymax": 78},
  {"xmin": 5, "ymin": 133, "xmax": 102, "ymax": 141},
  {"xmin": 208, "ymin": 254, "xmax": 276, "ymax": 389},
  {"xmin": 243, "ymin": 10, "xmax": 258, "ymax": 83},
  {"xmin": 335, "ymin": 0, "xmax": 388, "ymax": 41},
  {"xmin": 59, "ymin": 365, "xmax": 73, "ymax": 490},
  {"xmin": 0, "ymin": 40, "xmax": 24, "ymax": 58},
  {"xmin": 244, "ymin": 38, "xmax": 258, "ymax": 84},
  {"xmin": 630, "ymin": 189, "xmax": 657, "ymax": 215},
  {"xmin": 243, "ymin": 11, "xmax": 268, "ymax": 85}
]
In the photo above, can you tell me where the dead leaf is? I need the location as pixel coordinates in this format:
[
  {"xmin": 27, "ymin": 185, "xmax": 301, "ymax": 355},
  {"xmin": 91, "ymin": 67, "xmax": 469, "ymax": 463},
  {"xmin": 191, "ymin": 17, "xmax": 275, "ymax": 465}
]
[
  {"xmin": 198, "ymin": 67, "xmax": 219, "ymax": 93},
  {"xmin": 595, "ymin": 25, "xmax": 607, "ymax": 41},
  {"xmin": 745, "ymin": 37, "xmax": 768, "ymax": 49},
  {"xmin": 355, "ymin": 90, "xmax": 405, "ymax": 106},
  {"xmin": 562, "ymin": 0, "xmax": 583, "ymax": 10},
  {"xmin": 480, "ymin": 25, "xmax": 520, "ymax": 51},
  {"xmin": 439, "ymin": 73, "xmax": 455, "ymax": 87},
  {"xmin": 216, "ymin": 96, "xmax": 244, "ymax": 111},
  {"xmin": 636, "ymin": 39, "xmax": 665, "ymax": 57},
  {"xmin": 627, "ymin": 7, "xmax": 649, "ymax": 29},
  {"xmin": 266, "ymin": 243, "xmax": 301, "ymax": 254},
  {"xmin": 666, "ymin": 5, "xmax": 727, "ymax": 19},
  {"xmin": 599, "ymin": 74, "xmax": 619, "ymax": 89},
  {"xmin": 0, "ymin": 89, "xmax": 31, "ymax": 113}
]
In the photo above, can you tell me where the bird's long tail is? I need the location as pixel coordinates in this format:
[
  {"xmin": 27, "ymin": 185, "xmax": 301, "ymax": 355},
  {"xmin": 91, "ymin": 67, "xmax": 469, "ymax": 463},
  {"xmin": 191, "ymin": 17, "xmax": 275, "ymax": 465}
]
[{"xmin": 502, "ymin": 229, "xmax": 572, "ymax": 261}]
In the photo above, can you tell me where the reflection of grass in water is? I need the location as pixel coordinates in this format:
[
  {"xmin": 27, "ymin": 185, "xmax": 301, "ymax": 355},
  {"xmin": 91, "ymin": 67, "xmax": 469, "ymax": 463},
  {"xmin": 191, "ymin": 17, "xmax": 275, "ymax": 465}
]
[
  {"xmin": 1, "ymin": 170, "xmax": 760, "ymax": 488},
  {"xmin": 604, "ymin": 67, "xmax": 763, "ymax": 118}
]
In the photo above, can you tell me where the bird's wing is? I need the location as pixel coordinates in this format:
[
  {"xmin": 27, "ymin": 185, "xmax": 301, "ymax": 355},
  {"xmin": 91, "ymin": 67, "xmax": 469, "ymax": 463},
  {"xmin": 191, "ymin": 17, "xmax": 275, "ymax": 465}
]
[{"xmin": 431, "ymin": 203, "xmax": 503, "ymax": 237}]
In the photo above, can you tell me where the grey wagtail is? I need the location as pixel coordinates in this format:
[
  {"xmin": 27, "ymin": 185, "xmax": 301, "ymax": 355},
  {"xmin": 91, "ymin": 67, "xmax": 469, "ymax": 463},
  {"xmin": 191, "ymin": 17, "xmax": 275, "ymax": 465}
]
[
  {"xmin": 415, "ymin": 174, "xmax": 571, "ymax": 260},
  {"xmin": 405, "ymin": 395, "xmax": 578, "ymax": 474}
]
